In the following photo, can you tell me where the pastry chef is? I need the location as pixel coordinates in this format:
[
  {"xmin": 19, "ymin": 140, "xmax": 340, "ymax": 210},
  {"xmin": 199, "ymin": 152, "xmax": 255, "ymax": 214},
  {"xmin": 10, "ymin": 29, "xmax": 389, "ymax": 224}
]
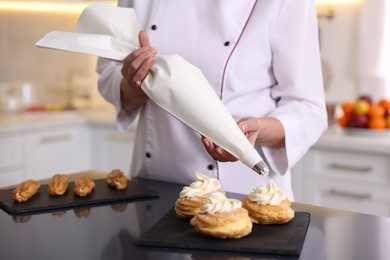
[{"xmin": 96, "ymin": 0, "xmax": 327, "ymax": 200}]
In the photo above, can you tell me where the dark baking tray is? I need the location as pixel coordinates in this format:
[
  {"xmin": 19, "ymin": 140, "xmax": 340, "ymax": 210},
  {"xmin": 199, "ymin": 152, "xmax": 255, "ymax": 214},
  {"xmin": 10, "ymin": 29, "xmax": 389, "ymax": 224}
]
[
  {"xmin": 137, "ymin": 209, "xmax": 310, "ymax": 256},
  {"xmin": 0, "ymin": 179, "xmax": 159, "ymax": 215}
]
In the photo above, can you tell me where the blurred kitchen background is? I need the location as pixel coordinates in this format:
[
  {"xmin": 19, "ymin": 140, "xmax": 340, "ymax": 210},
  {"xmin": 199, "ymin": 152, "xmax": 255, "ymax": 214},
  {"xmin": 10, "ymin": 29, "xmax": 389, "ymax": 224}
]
[
  {"xmin": 0, "ymin": 0, "xmax": 112, "ymax": 113},
  {"xmin": 1, "ymin": 0, "xmax": 390, "ymax": 217}
]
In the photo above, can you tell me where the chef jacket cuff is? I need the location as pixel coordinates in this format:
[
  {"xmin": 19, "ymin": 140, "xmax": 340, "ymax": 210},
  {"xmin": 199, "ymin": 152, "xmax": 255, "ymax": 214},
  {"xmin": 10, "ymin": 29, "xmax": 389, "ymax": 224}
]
[
  {"xmin": 108, "ymin": 66, "xmax": 139, "ymax": 132},
  {"xmin": 260, "ymin": 146, "xmax": 288, "ymax": 176},
  {"xmin": 116, "ymin": 108, "xmax": 140, "ymax": 132},
  {"xmin": 261, "ymin": 112, "xmax": 304, "ymax": 175}
]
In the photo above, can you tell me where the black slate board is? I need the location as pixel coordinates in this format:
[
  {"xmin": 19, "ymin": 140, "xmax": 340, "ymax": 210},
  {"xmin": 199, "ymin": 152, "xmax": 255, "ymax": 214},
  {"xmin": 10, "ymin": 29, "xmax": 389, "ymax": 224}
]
[
  {"xmin": 137, "ymin": 209, "xmax": 310, "ymax": 256},
  {"xmin": 0, "ymin": 179, "xmax": 159, "ymax": 215}
]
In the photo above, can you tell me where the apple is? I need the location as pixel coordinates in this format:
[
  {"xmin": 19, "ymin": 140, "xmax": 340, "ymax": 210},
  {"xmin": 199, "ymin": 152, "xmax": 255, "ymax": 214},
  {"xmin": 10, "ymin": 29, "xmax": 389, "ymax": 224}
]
[
  {"xmin": 347, "ymin": 113, "xmax": 369, "ymax": 128},
  {"xmin": 353, "ymin": 100, "xmax": 370, "ymax": 115}
]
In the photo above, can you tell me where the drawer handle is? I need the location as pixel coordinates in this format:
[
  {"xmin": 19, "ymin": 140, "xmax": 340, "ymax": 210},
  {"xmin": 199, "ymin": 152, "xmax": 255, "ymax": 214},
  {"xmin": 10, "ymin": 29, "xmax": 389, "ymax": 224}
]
[
  {"xmin": 107, "ymin": 132, "xmax": 133, "ymax": 141},
  {"xmin": 328, "ymin": 163, "xmax": 372, "ymax": 173},
  {"xmin": 40, "ymin": 134, "xmax": 71, "ymax": 143},
  {"xmin": 328, "ymin": 189, "xmax": 371, "ymax": 200}
]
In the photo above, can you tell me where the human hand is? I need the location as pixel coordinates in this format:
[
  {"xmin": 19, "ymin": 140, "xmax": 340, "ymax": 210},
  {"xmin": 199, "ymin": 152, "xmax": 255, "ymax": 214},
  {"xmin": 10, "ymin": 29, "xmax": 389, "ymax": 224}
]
[
  {"xmin": 237, "ymin": 117, "xmax": 261, "ymax": 146},
  {"xmin": 201, "ymin": 117, "xmax": 260, "ymax": 162},
  {"xmin": 121, "ymin": 30, "xmax": 157, "ymax": 89},
  {"xmin": 201, "ymin": 136, "xmax": 238, "ymax": 162}
]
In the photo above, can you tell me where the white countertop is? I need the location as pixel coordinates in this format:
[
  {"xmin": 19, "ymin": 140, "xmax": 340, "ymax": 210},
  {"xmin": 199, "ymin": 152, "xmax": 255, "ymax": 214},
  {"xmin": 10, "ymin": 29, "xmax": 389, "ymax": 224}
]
[
  {"xmin": 0, "ymin": 108, "xmax": 121, "ymax": 135},
  {"xmin": 315, "ymin": 126, "xmax": 390, "ymax": 155}
]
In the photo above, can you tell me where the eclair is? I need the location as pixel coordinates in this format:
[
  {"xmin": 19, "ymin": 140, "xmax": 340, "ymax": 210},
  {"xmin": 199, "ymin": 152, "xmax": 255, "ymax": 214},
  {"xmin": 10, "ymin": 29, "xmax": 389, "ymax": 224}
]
[
  {"xmin": 48, "ymin": 174, "xmax": 69, "ymax": 195},
  {"xmin": 74, "ymin": 175, "xmax": 95, "ymax": 197},
  {"xmin": 12, "ymin": 179, "xmax": 41, "ymax": 203},
  {"xmin": 107, "ymin": 169, "xmax": 127, "ymax": 190}
]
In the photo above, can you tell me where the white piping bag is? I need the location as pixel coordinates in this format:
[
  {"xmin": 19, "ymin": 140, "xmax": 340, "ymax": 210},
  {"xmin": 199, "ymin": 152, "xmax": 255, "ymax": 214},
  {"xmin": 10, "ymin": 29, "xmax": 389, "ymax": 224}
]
[
  {"xmin": 142, "ymin": 55, "xmax": 269, "ymax": 176},
  {"xmin": 35, "ymin": 3, "xmax": 269, "ymax": 176}
]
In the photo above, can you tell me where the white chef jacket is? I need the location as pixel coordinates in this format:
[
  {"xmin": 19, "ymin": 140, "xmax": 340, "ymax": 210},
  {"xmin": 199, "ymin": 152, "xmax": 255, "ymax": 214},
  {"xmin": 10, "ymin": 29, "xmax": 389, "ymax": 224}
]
[{"xmin": 96, "ymin": 0, "xmax": 328, "ymax": 199}]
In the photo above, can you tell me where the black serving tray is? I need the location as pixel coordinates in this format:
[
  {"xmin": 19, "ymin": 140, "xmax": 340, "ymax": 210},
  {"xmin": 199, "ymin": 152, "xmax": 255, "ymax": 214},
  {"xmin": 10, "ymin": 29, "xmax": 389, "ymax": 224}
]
[
  {"xmin": 0, "ymin": 179, "xmax": 159, "ymax": 215},
  {"xmin": 137, "ymin": 209, "xmax": 310, "ymax": 256}
]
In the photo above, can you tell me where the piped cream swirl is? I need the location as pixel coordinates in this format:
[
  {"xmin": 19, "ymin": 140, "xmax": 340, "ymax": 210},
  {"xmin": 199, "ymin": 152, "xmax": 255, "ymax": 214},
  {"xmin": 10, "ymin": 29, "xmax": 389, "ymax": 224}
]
[
  {"xmin": 200, "ymin": 192, "xmax": 242, "ymax": 214},
  {"xmin": 179, "ymin": 172, "xmax": 221, "ymax": 198},
  {"xmin": 248, "ymin": 179, "xmax": 286, "ymax": 205}
]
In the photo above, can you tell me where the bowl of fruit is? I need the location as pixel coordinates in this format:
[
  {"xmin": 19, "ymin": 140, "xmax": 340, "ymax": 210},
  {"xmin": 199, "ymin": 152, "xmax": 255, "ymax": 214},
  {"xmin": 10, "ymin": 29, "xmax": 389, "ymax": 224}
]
[{"xmin": 337, "ymin": 95, "xmax": 390, "ymax": 135}]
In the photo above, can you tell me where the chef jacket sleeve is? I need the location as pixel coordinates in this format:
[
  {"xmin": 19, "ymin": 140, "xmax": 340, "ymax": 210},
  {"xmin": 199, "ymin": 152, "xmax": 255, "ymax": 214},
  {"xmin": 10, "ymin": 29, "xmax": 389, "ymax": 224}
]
[
  {"xmin": 96, "ymin": 57, "xmax": 139, "ymax": 131},
  {"xmin": 263, "ymin": 0, "xmax": 328, "ymax": 175},
  {"xmin": 96, "ymin": 0, "xmax": 138, "ymax": 132}
]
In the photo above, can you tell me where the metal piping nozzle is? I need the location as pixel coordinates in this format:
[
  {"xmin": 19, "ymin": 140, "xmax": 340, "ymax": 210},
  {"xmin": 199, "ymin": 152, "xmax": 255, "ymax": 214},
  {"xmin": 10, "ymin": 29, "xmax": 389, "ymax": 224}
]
[{"xmin": 252, "ymin": 160, "xmax": 269, "ymax": 176}]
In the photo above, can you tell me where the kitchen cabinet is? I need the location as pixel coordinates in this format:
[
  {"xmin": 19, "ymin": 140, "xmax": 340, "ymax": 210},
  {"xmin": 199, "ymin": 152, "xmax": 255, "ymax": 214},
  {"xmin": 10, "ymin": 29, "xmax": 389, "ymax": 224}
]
[
  {"xmin": 292, "ymin": 127, "xmax": 390, "ymax": 217},
  {"xmin": 89, "ymin": 125, "xmax": 135, "ymax": 174},
  {"xmin": 25, "ymin": 125, "xmax": 90, "ymax": 180},
  {"xmin": 0, "ymin": 111, "xmax": 137, "ymax": 187},
  {"xmin": 0, "ymin": 122, "xmax": 90, "ymax": 186},
  {"xmin": 0, "ymin": 134, "xmax": 25, "ymax": 186}
]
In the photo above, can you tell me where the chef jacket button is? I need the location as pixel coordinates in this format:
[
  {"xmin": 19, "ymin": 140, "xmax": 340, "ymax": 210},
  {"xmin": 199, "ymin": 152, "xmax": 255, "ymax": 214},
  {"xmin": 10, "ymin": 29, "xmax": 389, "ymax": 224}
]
[
  {"xmin": 151, "ymin": 24, "xmax": 157, "ymax": 30},
  {"xmin": 207, "ymin": 164, "xmax": 214, "ymax": 170},
  {"xmin": 224, "ymin": 41, "xmax": 230, "ymax": 46},
  {"xmin": 145, "ymin": 152, "xmax": 151, "ymax": 158}
]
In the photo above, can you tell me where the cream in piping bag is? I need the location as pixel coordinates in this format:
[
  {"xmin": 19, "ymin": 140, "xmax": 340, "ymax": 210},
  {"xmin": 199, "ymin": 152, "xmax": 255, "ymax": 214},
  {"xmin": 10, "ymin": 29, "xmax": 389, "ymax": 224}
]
[{"xmin": 35, "ymin": 3, "xmax": 269, "ymax": 176}]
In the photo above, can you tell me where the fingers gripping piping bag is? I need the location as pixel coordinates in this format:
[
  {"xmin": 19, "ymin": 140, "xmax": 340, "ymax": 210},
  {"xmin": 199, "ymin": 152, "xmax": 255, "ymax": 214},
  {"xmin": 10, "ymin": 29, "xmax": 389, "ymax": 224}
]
[{"xmin": 35, "ymin": 3, "xmax": 269, "ymax": 176}]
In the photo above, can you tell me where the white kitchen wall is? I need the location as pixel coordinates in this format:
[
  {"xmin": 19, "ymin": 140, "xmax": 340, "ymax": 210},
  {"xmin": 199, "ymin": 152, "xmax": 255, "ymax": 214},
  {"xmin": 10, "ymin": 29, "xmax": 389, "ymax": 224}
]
[
  {"xmin": 0, "ymin": 5, "xmax": 108, "ymax": 109},
  {"xmin": 318, "ymin": 2, "xmax": 362, "ymax": 104}
]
